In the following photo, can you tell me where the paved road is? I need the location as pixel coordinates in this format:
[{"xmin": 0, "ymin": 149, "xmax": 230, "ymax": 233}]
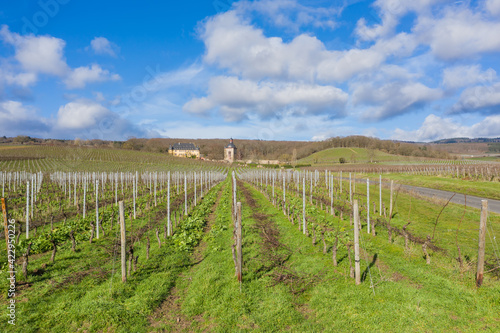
[
  {"xmin": 348, "ymin": 177, "xmax": 500, "ymax": 214},
  {"xmin": 398, "ymin": 184, "xmax": 500, "ymax": 215}
]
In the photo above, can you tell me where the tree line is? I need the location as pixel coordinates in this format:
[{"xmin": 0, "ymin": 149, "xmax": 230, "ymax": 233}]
[{"xmin": 0, "ymin": 135, "xmax": 452, "ymax": 161}]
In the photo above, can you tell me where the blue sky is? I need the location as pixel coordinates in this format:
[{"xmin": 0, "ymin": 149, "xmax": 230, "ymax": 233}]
[{"xmin": 1, "ymin": 0, "xmax": 500, "ymax": 142}]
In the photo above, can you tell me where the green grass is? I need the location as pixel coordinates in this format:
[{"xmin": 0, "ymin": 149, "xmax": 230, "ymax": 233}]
[
  {"xmin": 1, "ymin": 182, "xmax": 223, "ymax": 332},
  {"xmin": 298, "ymin": 147, "xmax": 417, "ymax": 165},
  {"xmin": 3, "ymin": 174, "xmax": 500, "ymax": 332},
  {"xmin": 364, "ymin": 173, "xmax": 500, "ymax": 200},
  {"xmin": 468, "ymin": 156, "xmax": 500, "ymax": 162},
  {"xmin": 0, "ymin": 145, "xmax": 223, "ymax": 172},
  {"xmin": 242, "ymin": 181, "xmax": 500, "ymax": 332},
  {"xmin": 156, "ymin": 179, "xmax": 500, "ymax": 332}
]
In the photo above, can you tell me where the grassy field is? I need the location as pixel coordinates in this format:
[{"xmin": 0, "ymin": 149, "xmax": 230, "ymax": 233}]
[
  {"xmin": 362, "ymin": 173, "xmax": 500, "ymax": 201},
  {"xmin": 1, "ymin": 172, "xmax": 499, "ymax": 332},
  {"xmin": 298, "ymin": 147, "xmax": 411, "ymax": 165},
  {"xmin": 0, "ymin": 145, "xmax": 222, "ymax": 172},
  {"xmin": 1, "ymin": 144, "xmax": 500, "ymax": 332},
  {"xmin": 1, "ymin": 180, "xmax": 223, "ymax": 332},
  {"xmin": 148, "ymin": 179, "xmax": 500, "ymax": 331}
]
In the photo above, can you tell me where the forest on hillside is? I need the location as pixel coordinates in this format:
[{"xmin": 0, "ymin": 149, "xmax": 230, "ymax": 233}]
[{"xmin": 0, "ymin": 135, "xmax": 451, "ymax": 161}]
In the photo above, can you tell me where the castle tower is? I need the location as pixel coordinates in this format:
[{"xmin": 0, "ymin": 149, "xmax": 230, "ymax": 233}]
[{"xmin": 224, "ymin": 138, "xmax": 237, "ymax": 163}]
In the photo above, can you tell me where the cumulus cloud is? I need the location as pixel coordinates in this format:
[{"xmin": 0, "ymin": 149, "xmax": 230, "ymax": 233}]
[
  {"xmin": 0, "ymin": 100, "xmax": 50, "ymax": 136},
  {"xmin": 442, "ymin": 65, "xmax": 496, "ymax": 89},
  {"xmin": 183, "ymin": 76, "xmax": 348, "ymax": 121},
  {"xmin": 234, "ymin": 0, "xmax": 338, "ymax": 31},
  {"xmin": 356, "ymin": 0, "xmax": 445, "ymax": 41},
  {"xmin": 89, "ymin": 37, "xmax": 119, "ymax": 57},
  {"xmin": 415, "ymin": 7, "xmax": 500, "ymax": 60},
  {"xmin": 1, "ymin": 70, "xmax": 37, "ymax": 87},
  {"xmin": 55, "ymin": 99, "xmax": 157, "ymax": 139},
  {"xmin": 486, "ymin": 0, "xmax": 500, "ymax": 16},
  {"xmin": 201, "ymin": 11, "xmax": 416, "ymax": 83},
  {"xmin": 352, "ymin": 79, "xmax": 442, "ymax": 121},
  {"xmin": 64, "ymin": 64, "xmax": 120, "ymax": 89},
  {"xmin": 0, "ymin": 26, "xmax": 120, "ymax": 89},
  {"xmin": 56, "ymin": 100, "xmax": 112, "ymax": 129},
  {"xmin": 0, "ymin": 25, "xmax": 69, "ymax": 76},
  {"xmin": 393, "ymin": 114, "xmax": 500, "ymax": 141},
  {"xmin": 451, "ymin": 82, "xmax": 500, "ymax": 114}
]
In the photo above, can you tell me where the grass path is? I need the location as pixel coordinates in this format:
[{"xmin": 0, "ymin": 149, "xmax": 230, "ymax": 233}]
[
  {"xmin": 241, "ymin": 180, "xmax": 500, "ymax": 332},
  {"xmin": 1, "ymin": 183, "xmax": 223, "ymax": 332},
  {"xmin": 149, "ymin": 183, "xmax": 226, "ymax": 331}
]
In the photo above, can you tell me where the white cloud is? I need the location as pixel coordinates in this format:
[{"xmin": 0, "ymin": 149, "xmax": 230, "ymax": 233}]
[
  {"xmin": 201, "ymin": 11, "xmax": 416, "ymax": 83},
  {"xmin": 415, "ymin": 8, "xmax": 500, "ymax": 60},
  {"xmin": 486, "ymin": 0, "xmax": 500, "ymax": 16},
  {"xmin": 0, "ymin": 25, "xmax": 69, "ymax": 76},
  {"xmin": 451, "ymin": 82, "xmax": 500, "ymax": 113},
  {"xmin": 57, "ymin": 100, "xmax": 112, "ymax": 129},
  {"xmin": 442, "ymin": 65, "xmax": 496, "ymax": 89},
  {"xmin": 2, "ymin": 71, "xmax": 37, "ymax": 87},
  {"xmin": 0, "ymin": 100, "xmax": 50, "ymax": 136},
  {"xmin": 183, "ymin": 76, "xmax": 348, "ymax": 121},
  {"xmin": 235, "ymin": 0, "xmax": 338, "ymax": 31},
  {"xmin": 183, "ymin": 97, "xmax": 215, "ymax": 115},
  {"xmin": 353, "ymin": 80, "xmax": 442, "ymax": 120},
  {"xmin": 393, "ymin": 114, "xmax": 500, "ymax": 141},
  {"xmin": 64, "ymin": 64, "xmax": 120, "ymax": 89},
  {"xmin": 0, "ymin": 26, "xmax": 120, "ymax": 90},
  {"xmin": 140, "ymin": 64, "xmax": 203, "ymax": 93},
  {"xmin": 355, "ymin": 0, "xmax": 445, "ymax": 41},
  {"xmin": 89, "ymin": 37, "xmax": 118, "ymax": 57}
]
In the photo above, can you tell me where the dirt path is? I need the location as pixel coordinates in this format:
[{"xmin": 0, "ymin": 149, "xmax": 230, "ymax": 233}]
[
  {"xmin": 238, "ymin": 180, "xmax": 318, "ymax": 317},
  {"xmin": 148, "ymin": 185, "xmax": 225, "ymax": 332}
]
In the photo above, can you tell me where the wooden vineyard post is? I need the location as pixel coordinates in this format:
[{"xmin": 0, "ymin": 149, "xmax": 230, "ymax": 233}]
[
  {"xmin": 353, "ymin": 200, "xmax": 361, "ymax": 285},
  {"xmin": 349, "ymin": 173, "xmax": 352, "ymax": 204},
  {"xmin": 302, "ymin": 177, "xmax": 306, "ymax": 235},
  {"xmin": 367, "ymin": 178, "xmax": 370, "ymax": 234},
  {"xmin": 2, "ymin": 198, "xmax": 9, "ymax": 251},
  {"xmin": 26, "ymin": 181, "xmax": 29, "ymax": 239},
  {"xmin": 389, "ymin": 180, "xmax": 394, "ymax": 219},
  {"xmin": 133, "ymin": 175, "xmax": 136, "ymax": 219},
  {"xmin": 330, "ymin": 175, "xmax": 334, "ymax": 215},
  {"xmin": 83, "ymin": 177, "xmax": 86, "ymax": 219},
  {"xmin": 184, "ymin": 173, "xmax": 187, "ymax": 215},
  {"xmin": 236, "ymin": 202, "xmax": 242, "ymax": 285},
  {"xmin": 379, "ymin": 175, "xmax": 382, "ymax": 216},
  {"xmin": 476, "ymin": 200, "xmax": 488, "ymax": 287},
  {"xmin": 167, "ymin": 171, "xmax": 171, "ymax": 236},
  {"xmin": 340, "ymin": 171, "xmax": 342, "ymax": 193},
  {"xmin": 283, "ymin": 174, "xmax": 286, "ymax": 209},
  {"xmin": 119, "ymin": 201, "xmax": 126, "ymax": 283},
  {"xmin": 2, "ymin": 198, "xmax": 15, "ymax": 282},
  {"xmin": 96, "ymin": 179, "xmax": 99, "ymax": 239}
]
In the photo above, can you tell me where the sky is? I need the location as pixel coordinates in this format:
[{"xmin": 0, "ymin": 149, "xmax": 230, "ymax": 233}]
[{"xmin": 1, "ymin": 0, "xmax": 500, "ymax": 142}]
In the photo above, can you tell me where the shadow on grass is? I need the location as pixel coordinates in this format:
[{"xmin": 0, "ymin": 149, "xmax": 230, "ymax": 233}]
[{"xmin": 361, "ymin": 253, "xmax": 377, "ymax": 282}]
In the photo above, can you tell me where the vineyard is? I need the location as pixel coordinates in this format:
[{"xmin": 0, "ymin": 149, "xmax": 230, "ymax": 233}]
[
  {"xmin": 0, "ymin": 145, "xmax": 223, "ymax": 172},
  {"xmin": 1, "ymin": 148, "xmax": 500, "ymax": 332}
]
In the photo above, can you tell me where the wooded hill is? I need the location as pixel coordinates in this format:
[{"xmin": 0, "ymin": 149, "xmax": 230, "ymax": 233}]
[{"xmin": 0, "ymin": 135, "xmax": 451, "ymax": 161}]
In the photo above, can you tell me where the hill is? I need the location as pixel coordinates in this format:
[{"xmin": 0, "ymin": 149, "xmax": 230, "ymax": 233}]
[
  {"xmin": 432, "ymin": 137, "xmax": 500, "ymax": 144},
  {"xmin": 0, "ymin": 135, "xmax": 451, "ymax": 162},
  {"xmin": 298, "ymin": 147, "xmax": 412, "ymax": 165}
]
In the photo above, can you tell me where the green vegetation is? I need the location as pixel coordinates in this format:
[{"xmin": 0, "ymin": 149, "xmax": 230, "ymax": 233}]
[
  {"xmin": 299, "ymin": 147, "xmax": 414, "ymax": 165},
  {"xmin": 365, "ymin": 173, "xmax": 500, "ymax": 201},
  {"xmin": 0, "ymin": 143, "xmax": 498, "ymax": 332},
  {"xmin": 488, "ymin": 143, "xmax": 500, "ymax": 153},
  {"xmin": 1, "ymin": 182, "xmax": 222, "ymax": 332},
  {"xmin": 0, "ymin": 145, "xmax": 223, "ymax": 172}
]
